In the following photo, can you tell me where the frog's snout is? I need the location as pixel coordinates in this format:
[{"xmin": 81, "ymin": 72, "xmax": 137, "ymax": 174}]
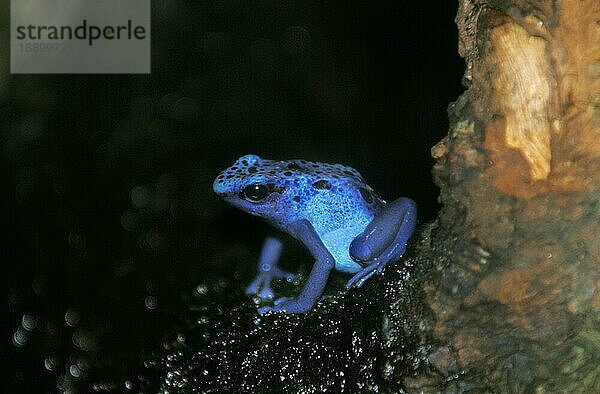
[{"xmin": 213, "ymin": 173, "xmax": 229, "ymax": 196}]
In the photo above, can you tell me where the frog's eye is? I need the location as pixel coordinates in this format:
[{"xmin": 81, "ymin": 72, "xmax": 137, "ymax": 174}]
[{"xmin": 241, "ymin": 183, "xmax": 270, "ymax": 202}]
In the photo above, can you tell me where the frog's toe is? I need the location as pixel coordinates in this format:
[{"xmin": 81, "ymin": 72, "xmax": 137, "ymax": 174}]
[
  {"xmin": 245, "ymin": 272, "xmax": 274, "ymax": 298},
  {"xmin": 273, "ymin": 296, "xmax": 292, "ymax": 306},
  {"xmin": 257, "ymin": 287, "xmax": 275, "ymax": 300},
  {"xmin": 257, "ymin": 297, "xmax": 311, "ymax": 314},
  {"xmin": 353, "ymin": 269, "xmax": 378, "ymax": 288},
  {"xmin": 345, "ymin": 271, "xmax": 366, "ymax": 289},
  {"xmin": 257, "ymin": 305, "xmax": 275, "ymax": 315},
  {"xmin": 345, "ymin": 261, "xmax": 382, "ymax": 289},
  {"xmin": 271, "ymin": 298, "xmax": 311, "ymax": 313},
  {"xmin": 246, "ymin": 269, "xmax": 296, "ymax": 298}
]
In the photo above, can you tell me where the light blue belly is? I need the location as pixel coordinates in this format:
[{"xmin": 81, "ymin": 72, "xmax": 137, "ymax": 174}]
[{"xmin": 320, "ymin": 227, "xmax": 363, "ymax": 273}]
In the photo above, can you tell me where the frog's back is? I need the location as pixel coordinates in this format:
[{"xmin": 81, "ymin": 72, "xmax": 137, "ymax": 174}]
[
  {"xmin": 284, "ymin": 160, "xmax": 385, "ymax": 273},
  {"xmin": 274, "ymin": 158, "xmax": 383, "ymax": 224}
]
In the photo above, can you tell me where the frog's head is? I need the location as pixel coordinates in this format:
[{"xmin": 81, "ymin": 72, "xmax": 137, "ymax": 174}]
[
  {"xmin": 213, "ymin": 154, "xmax": 293, "ymax": 225},
  {"xmin": 214, "ymin": 154, "xmax": 368, "ymax": 227}
]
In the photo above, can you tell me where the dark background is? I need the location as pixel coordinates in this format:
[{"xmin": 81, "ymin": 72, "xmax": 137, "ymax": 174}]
[{"xmin": 2, "ymin": 1, "xmax": 463, "ymax": 391}]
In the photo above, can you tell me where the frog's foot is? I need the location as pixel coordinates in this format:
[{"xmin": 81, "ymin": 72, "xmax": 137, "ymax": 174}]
[
  {"xmin": 245, "ymin": 267, "xmax": 296, "ymax": 300},
  {"xmin": 257, "ymin": 219, "xmax": 335, "ymax": 314},
  {"xmin": 345, "ymin": 260, "xmax": 385, "ymax": 289},
  {"xmin": 258, "ymin": 296, "xmax": 311, "ymax": 314},
  {"xmin": 246, "ymin": 236, "xmax": 295, "ymax": 299},
  {"xmin": 346, "ymin": 197, "xmax": 417, "ymax": 290},
  {"xmin": 345, "ymin": 241, "xmax": 409, "ymax": 289}
]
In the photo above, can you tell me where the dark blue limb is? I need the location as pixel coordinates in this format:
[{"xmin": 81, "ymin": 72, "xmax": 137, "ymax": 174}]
[
  {"xmin": 245, "ymin": 236, "xmax": 296, "ymax": 300},
  {"xmin": 346, "ymin": 197, "xmax": 417, "ymax": 289},
  {"xmin": 258, "ymin": 219, "xmax": 335, "ymax": 314}
]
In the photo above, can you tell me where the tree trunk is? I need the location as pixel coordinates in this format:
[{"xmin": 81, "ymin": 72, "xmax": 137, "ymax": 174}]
[{"xmin": 422, "ymin": 0, "xmax": 600, "ymax": 390}]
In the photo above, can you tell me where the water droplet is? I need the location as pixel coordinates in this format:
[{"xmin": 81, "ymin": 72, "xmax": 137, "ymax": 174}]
[
  {"xmin": 65, "ymin": 308, "xmax": 80, "ymax": 327},
  {"xmin": 145, "ymin": 295, "xmax": 157, "ymax": 310},
  {"xmin": 44, "ymin": 354, "xmax": 58, "ymax": 371},
  {"xmin": 131, "ymin": 185, "xmax": 151, "ymax": 208},
  {"xmin": 195, "ymin": 284, "xmax": 207, "ymax": 295},
  {"xmin": 12, "ymin": 327, "xmax": 29, "ymax": 347},
  {"xmin": 69, "ymin": 364, "xmax": 81, "ymax": 378},
  {"xmin": 21, "ymin": 313, "xmax": 37, "ymax": 331}
]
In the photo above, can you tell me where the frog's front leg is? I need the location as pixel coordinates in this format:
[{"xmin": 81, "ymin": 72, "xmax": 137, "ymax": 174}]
[
  {"xmin": 246, "ymin": 236, "xmax": 296, "ymax": 300},
  {"xmin": 258, "ymin": 219, "xmax": 335, "ymax": 314},
  {"xmin": 346, "ymin": 197, "xmax": 417, "ymax": 289}
]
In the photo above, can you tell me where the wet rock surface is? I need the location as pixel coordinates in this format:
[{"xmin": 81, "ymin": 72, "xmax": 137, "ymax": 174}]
[{"xmin": 142, "ymin": 226, "xmax": 436, "ymax": 393}]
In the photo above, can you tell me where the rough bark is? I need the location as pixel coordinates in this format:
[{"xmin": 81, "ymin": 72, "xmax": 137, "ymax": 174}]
[{"xmin": 422, "ymin": 0, "xmax": 600, "ymax": 390}]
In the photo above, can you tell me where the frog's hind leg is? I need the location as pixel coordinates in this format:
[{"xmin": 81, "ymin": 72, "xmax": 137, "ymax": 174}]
[
  {"xmin": 246, "ymin": 236, "xmax": 296, "ymax": 300},
  {"xmin": 345, "ymin": 197, "xmax": 417, "ymax": 289}
]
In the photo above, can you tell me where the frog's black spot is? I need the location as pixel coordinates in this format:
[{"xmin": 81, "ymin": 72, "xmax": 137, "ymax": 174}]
[
  {"xmin": 272, "ymin": 184, "xmax": 286, "ymax": 194},
  {"xmin": 248, "ymin": 166, "xmax": 257, "ymax": 174},
  {"xmin": 226, "ymin": 175, "xmax": 234, "ymax": 179},
  {"xmin": 293, "ymin": 196, "xmax": 301, "ymax": 202},
  {"xmin": 284, "ymin": 171, "xmax": 292, "ymax": 177},
  {"xmin": 359, "ymin": 187, "xmax": 373, "ymax": 204},
  {"xmin": 231, "ymin": 166, "xmax": 238, "ymax": 170},
  {"xmin": 286, "ymin": 163, "xmax": 303, "ymax": 171},
  {"xmin": 242, "ymin": 160, "xmax": 248, "ymax": 166},
  {"xmin": 313, "ymin": 180, "xmax": 331, "ymax": 190},
  {"xmin": 343, "ymin": 170, "xmax": 355, "ymax": 176},
  {"xmin": 217, "ymin": 175, "xmax": 224, "ymax": 179}
]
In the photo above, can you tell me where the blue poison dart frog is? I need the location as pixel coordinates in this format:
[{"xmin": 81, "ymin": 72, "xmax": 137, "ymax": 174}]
[{"xmin": 213, "ymin": 154, "xmax": 417, "ymax": 314}]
